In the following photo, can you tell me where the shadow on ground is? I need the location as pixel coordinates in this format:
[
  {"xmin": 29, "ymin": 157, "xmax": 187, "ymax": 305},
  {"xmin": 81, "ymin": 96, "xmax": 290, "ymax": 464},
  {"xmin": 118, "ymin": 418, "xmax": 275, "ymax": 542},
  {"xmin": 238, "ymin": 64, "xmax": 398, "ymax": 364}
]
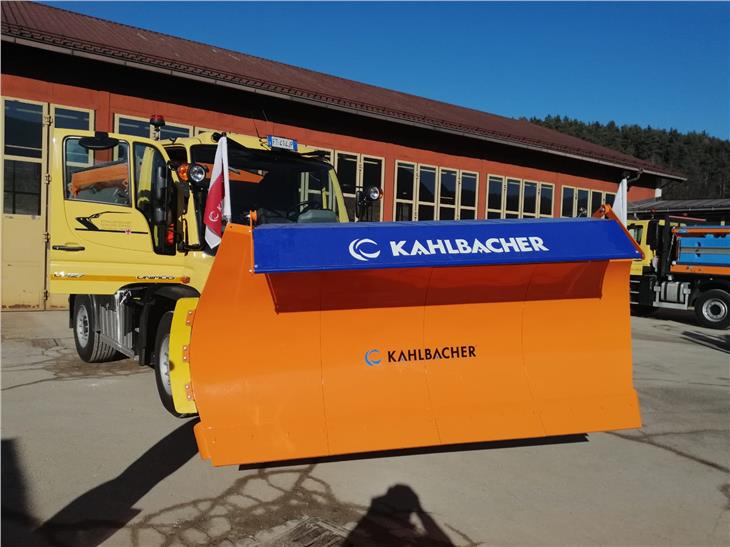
[
  {"xmin": 12, "ymin": 421, "xmax": 584, "ymax": 546},
  {"xmin": 34, "ymin": 420, "xmax": 198, "ymax": 547},
  {"xmin": 345, "ymin": 484, "xmax": 458, "ymax": 546},
  {"xmin": 681, "ymin": 331, "xmax": 730, "ymax": 354},
  {"xmin": 2, "ymin": 439, "xmax": 40, "ymax": 546}
]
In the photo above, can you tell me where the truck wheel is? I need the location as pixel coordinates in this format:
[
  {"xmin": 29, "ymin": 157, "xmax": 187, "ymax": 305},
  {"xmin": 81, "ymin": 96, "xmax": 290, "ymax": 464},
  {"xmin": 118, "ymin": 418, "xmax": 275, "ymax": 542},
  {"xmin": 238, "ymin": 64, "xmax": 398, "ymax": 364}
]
[
  {"xmin": 152, "ymin": 312, "xmax": 193, "ymax": 418},
  {"xmin": 73, "ymin": 295, "xmax": 120, "ymax": 363},
  {"xmin": 694, "ymin": 290, "xmax": 730, "ymax": 329}
]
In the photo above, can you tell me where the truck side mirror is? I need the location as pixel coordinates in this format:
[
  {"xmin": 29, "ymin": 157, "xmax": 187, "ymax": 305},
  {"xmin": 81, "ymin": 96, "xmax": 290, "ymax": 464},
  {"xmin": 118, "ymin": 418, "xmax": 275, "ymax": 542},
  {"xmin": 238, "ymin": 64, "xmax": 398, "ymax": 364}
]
[
  {"xmin": 175, "ymin": 182, "xmax": 190, "ymax": 217},
  {"xmin": 154, "ymin": 165, "xmax": 167, "ymax": 200},
  {"xmin": 646, "ymin": 220, "xmax": 658, "ymax": 250}
]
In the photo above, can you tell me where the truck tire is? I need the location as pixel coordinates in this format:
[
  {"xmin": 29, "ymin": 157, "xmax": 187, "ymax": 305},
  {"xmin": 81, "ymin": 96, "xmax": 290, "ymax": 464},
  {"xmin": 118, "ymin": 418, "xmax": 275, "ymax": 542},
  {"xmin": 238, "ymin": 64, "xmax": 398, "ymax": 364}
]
[
  {"xmin": 694, "ymin": 289, "xmax": 730, "ymax": 329},
  {"xmin": 152, "ymin": 312, "xmax": 194, "ymax": 418},
  {"xmin": 73, "ymin": 295, "xmax": 120, "ymax": 363}
]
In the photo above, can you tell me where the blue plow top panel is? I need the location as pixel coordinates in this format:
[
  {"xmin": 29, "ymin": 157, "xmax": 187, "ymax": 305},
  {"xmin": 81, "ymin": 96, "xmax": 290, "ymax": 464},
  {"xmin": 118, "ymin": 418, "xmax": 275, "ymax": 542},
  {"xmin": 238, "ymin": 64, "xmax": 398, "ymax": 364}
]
[{"xmin": 251, "ymin": 218, "xmax": 641, "ymax": 274}]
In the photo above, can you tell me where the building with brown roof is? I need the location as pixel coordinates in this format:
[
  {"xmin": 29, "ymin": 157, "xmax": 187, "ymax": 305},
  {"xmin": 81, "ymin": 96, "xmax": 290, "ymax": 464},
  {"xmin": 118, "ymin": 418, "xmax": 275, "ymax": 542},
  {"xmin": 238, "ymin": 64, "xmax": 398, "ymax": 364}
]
[{"xmin": 1, "ymin": 2, "xmax": 684, "ymax": 308}]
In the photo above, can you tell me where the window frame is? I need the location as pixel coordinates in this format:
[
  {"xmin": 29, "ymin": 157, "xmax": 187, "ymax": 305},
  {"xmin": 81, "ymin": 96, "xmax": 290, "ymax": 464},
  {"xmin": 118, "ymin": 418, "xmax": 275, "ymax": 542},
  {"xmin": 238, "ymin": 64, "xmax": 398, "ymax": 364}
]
[
  {"xmin": 486, "ymin": 174, "xmax": 505, "ymax": 219},
  {"xmin": 561, "ymin": 185, "xmax": 577, "ymax": 217},
  {"xmin": 538, "ymin": 182, "xmax": 555, "ymax": 218},
  {"xmin": 2, "ymin": 97, "xmax": 48, "ymax": 216},
  {"xmin": 457, "ymin": 170, "xmax": 479, "ymax": 220},
  {"xmin": 521, "ymin": 179, "xmax": 539, "ymax": 219},
  {"xmin": 114, "ymin": 113, "xmax": 192, "ymax": 140},
  {"xmin": 504, "ymin": 177, "xmax": 523, "ymax": 218},
  {"xmin": 333, "ymin": 150, "xmax": 385, "ymax": 222},
  {"xmin": 393, "ymin": 160, "xmax": 417, "ymax": 221}
]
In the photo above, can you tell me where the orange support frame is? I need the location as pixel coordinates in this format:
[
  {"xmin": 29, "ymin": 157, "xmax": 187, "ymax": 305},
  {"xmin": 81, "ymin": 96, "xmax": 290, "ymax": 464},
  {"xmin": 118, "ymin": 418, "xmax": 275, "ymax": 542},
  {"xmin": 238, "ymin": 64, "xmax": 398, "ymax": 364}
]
[{"xmin": 188, "ymin": 224, "xmax": 641, "ymax": 467}]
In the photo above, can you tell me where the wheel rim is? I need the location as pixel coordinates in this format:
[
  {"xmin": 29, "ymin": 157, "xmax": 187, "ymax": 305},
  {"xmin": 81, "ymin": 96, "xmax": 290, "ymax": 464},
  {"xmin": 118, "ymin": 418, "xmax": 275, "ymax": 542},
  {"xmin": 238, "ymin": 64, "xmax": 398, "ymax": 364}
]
[
  {"xmin": 76, "ymin": 305, "xmax": 90, "ymax": 348},
  {"xmin": 159, "ymin": 333, "xmax": 172, "ymax": 397},
  {"xmin": 702, "ymin": 298, "xmax": 728, "ymax": 323}
]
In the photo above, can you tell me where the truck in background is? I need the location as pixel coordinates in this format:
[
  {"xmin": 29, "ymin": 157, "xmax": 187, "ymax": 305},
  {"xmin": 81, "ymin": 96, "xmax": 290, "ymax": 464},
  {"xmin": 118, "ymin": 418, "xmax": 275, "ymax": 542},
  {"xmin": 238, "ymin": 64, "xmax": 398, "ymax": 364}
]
[
  {"xmin": 628, "ymin": 218, "xmax": 730, "ymax": 329},
  {"xmin": 50, "ymin": 123, "xmax": 351, "ymax": 415}
]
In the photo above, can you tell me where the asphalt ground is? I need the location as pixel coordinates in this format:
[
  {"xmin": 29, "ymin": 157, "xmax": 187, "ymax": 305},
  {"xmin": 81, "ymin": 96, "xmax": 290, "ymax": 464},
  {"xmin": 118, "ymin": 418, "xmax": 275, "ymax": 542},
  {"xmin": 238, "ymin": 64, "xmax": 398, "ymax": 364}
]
[{"xmin": 1, "ymin": 309, "xmax": 728, "ymax": 546}]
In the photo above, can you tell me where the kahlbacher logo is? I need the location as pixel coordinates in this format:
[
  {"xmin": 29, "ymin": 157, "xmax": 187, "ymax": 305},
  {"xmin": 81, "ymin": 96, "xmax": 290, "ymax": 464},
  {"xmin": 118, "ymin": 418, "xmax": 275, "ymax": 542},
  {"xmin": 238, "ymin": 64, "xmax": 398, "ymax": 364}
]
[
  {"xmin": 348, "ymin": 238, "xmax": 381, "ymax": 262},
  {"xmin": 364, "ymin": 345, "xmax": 476, "ymax": 366},
  {"xmin": 348, "ymin": 236, "xmax": 548, "ymax": 261}
]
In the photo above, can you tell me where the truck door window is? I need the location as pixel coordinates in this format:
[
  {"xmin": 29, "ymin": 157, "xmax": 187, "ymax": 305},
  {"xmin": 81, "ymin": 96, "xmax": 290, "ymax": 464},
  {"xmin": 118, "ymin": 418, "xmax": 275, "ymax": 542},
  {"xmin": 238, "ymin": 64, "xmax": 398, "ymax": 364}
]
[
  {"xmin": 63, "ymin": 138, "xmax": 131, "ymax": 206},
  {"xmin": 628, "ymin": 224, "xmax": 644, "ymax": 245}
]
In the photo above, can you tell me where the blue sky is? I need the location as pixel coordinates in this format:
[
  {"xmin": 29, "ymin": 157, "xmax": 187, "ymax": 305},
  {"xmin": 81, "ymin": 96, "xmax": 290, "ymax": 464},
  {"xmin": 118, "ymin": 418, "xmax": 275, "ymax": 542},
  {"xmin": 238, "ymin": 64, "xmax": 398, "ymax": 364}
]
[{"xmin": 49, "ymin": 2, "xmax": 730, "ymax": 139}]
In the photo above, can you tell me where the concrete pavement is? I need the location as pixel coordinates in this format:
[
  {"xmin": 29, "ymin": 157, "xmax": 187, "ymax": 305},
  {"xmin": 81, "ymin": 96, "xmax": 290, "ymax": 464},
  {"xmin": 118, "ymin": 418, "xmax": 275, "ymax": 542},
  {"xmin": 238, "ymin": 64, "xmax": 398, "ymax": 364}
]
[{"xmin": 2, "ymin": 309, "xmax": 728, "ymax": 546}]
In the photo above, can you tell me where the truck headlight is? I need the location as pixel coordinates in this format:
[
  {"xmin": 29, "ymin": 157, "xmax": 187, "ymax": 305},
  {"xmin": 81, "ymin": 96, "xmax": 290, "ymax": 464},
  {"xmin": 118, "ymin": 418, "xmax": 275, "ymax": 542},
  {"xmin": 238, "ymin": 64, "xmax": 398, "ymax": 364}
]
[
  {"xmin": 189, "ymin": 163, "xmax": 207, "ymax": 184},
  {"xmin": 367, "ymin": 186, "xmax": 382, "ymax": 201}
]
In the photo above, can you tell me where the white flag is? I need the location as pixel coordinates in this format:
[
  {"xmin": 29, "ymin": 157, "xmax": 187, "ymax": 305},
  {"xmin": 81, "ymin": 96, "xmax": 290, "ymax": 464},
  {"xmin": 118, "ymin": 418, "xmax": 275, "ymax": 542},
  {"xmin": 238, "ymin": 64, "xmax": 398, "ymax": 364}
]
[
  {"xmin": 612, "ymin": 177, "xmax": 628, "ymax": 225},
  {"xmin": 203, "ymin": 136, "xmax": 231, "ymax": 248}
]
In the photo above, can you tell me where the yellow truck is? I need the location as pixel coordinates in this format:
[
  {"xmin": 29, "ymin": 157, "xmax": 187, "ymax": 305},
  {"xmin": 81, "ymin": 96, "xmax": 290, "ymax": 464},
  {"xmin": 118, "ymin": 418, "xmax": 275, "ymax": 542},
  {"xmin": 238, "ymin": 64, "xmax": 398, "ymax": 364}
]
[
  {"xmin": 50, "ymin": 126, "xmax": 348, "ymax": 415},
  {"xmin": 627, "ymin": 218, "xmax": 730, "ymax": 328}
]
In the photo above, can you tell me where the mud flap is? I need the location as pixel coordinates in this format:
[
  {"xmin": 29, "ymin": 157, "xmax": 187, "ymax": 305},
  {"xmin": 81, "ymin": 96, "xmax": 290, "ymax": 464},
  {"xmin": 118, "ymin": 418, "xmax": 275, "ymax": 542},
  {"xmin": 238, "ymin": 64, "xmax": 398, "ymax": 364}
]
[{"xmin": 183, "ymin": 219, "xmax": 643, "ymax": 466}]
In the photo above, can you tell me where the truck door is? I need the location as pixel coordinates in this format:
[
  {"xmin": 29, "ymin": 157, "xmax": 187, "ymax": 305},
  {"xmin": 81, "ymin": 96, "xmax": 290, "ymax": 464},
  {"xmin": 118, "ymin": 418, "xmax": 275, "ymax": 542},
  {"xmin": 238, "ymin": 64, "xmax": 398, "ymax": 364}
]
[{"xmin": 49, "ymin": 129, "xmax": 184, "ymax": 294}]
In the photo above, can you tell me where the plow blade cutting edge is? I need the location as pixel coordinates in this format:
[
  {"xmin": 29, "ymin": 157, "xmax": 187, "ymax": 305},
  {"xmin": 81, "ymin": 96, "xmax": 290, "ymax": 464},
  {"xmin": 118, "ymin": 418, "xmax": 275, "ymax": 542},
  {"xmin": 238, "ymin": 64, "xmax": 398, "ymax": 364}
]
[{"xmin": 170, "ymin": 218, "xmax": 643, "ymax": 466}]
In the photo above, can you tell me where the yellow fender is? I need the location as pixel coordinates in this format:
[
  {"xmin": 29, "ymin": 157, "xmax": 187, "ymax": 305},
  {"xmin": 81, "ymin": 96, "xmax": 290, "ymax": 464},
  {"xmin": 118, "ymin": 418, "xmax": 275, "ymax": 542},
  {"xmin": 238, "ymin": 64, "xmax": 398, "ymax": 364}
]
[{"xmin": 169, "ymin": 297, "xmax": 199, "ymax": 415}]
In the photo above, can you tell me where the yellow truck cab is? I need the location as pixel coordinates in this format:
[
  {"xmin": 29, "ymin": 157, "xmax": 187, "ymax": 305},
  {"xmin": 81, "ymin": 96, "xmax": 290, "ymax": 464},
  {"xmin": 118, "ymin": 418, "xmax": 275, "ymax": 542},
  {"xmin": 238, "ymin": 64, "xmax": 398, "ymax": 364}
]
[{"xmin": 50, "ymin": 126, "xmax": 348, "ymax": 413}]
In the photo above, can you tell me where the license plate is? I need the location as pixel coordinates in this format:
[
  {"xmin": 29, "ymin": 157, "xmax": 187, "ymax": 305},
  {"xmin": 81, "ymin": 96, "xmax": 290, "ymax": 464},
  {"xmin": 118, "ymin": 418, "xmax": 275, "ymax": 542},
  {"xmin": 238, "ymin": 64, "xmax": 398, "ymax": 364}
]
[{"xmin": 267, "ymin": 135, "xmax": 298, "ymax": 152}]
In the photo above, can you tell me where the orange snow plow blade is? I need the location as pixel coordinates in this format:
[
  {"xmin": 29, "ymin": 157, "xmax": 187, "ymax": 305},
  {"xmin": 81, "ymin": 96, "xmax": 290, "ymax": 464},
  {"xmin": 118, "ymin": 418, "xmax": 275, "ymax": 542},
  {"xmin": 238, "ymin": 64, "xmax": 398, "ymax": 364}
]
[{"xmin": 181, "ymin": 218, "xmax": 642, "ymax": 466}]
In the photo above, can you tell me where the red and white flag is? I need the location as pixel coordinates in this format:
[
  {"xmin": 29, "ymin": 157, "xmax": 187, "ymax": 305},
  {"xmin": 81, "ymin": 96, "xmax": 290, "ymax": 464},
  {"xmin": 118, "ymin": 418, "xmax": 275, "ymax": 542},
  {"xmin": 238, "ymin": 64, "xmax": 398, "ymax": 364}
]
[{"xmin": 203, "ymin": 136, "xmax": 231, "ymax": 248}]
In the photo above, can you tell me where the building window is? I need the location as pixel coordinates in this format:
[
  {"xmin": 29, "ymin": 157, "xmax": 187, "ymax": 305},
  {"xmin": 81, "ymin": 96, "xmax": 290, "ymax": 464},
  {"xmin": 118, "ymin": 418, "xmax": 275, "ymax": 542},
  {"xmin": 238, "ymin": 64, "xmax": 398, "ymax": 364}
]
[
  {"xmin": 53, "ymin": 106, "xmax": 95, "ymax": 166},
  {"xmin": 577, "ymin": 189, "xmax": 590, "ymax": 217},
  {"xmin": 395, "ymin": 162, "xmax": 416, "ymax": 221},
  {"xmin": 114, "ymin": 114, "xmax": 192, "ymax": 140},
  {"xmin": 439, "ymin": 168, "xmax": 457, "ymax": 220},
  {"xmin": 361, "ymin": 156, "xmax": 383, "ymax": 222},
  {"xmin": 561, "ymin": 186, "xmax": 576, "ymax": 217},
  {"xmin": 54, "ymin": 107, "xmax": 91, "ymax": 131},
  {"xmin": 160, "ymin": 125, "xmax": 191, "ymax": 140},
  {"xmin": 117, "ymin": 116, "xmax": 149, "ymax": 138},
  {"xmin": 4, "ymin": 160, "xmax": 42, "ymax": 215},
  {"xmin": 522, "ymin": 180, "xmax": 538, "ymax": 218},
  {"xmin": 335, "ymin": 152, "xmax": 358, "ymax": 220},
  {"xmin": 591, "ymin": 190, "xmax": 603, "ymax": 215},
  {"xmin": 459, "ymin": 171, "xmax": 478, "ymax": 220},
  {"xmin": 3, "ymin": 99, "xmax": 44, "ymax": 215},
  {"xmin": 334, "ymin": 151, "xmax": 383, "ymax": 221},
  {"xmin": 505, "ymin": 178, "xmax": 521, "ymax": 218},
  {"xmin": 486, "ymin": 175, "xmax": 504, "ymax": 219},
  {"xmin": 487, "ymin": 175, "xmax": 554, "ymax": 219},
  {"xmin": 561, "ymin": 186, "xmax": 615, "ymax": 217},
  {"xmin": 395, "ymin": 162, "xmax": 478, "ymax": 221},
  {"xmin": 539, "ymin": 183, "xmax": 554, "ymax": 217},
  {"xmin": 417, "ymin": 165, "xmax": 437, "ymax": 221}
]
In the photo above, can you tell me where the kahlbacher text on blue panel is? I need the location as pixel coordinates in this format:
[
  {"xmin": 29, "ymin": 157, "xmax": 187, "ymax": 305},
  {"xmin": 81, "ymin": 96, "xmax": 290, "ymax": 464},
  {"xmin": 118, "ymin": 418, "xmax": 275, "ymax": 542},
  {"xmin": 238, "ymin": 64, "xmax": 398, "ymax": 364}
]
[{"xmin": 252, "ymin": 218, "xmax": 640, "ymax": 274}]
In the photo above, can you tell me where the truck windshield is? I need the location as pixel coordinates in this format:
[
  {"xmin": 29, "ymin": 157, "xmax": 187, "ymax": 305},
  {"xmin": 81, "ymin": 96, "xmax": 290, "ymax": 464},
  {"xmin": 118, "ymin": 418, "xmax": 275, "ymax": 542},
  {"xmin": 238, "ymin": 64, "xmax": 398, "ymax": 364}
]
[{"xmin": 190, "ymin": 144, "xmax": 341, "ymax": 225}]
